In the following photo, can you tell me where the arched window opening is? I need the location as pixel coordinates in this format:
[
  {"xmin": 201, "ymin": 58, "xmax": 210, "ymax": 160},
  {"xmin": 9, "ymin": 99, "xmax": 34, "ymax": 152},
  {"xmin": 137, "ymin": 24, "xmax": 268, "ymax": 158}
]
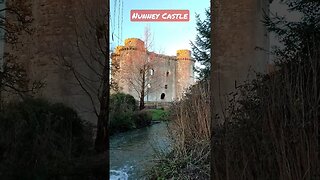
[
  {"xmin": 166, "ymin": 71, "xmax": 169, "ymax": 77},
  {"xmin": 160, "ymin": 93, "xmax": 165, "ymax": 100},
  {"xmin": 165, "ymin": 85, "xmax": 168, "ymax": 89}
]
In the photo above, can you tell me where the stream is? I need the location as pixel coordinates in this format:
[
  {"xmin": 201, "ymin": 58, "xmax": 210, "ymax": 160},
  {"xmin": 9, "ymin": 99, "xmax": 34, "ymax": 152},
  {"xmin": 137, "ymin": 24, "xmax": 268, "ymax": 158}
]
[{"xmin": 110, "ymin": 122, "xmax": 172, "ymax": 179}]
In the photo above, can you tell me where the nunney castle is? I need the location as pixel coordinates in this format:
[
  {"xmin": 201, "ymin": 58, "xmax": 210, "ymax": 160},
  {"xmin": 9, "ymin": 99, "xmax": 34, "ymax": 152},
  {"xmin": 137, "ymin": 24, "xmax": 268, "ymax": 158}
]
[
  {"xmin": 0, "ymin": 0, "xmax": 282, "ymax": 124},
  {"xmin": 111, "ymin": 38, "xmax": 195, "ymax": 102}
]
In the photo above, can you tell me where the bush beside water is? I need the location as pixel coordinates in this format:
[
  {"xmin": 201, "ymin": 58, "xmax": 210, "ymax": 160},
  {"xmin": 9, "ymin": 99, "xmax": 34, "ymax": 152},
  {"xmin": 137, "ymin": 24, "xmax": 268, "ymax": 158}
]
[
  {"xmin": 109, "ymin": 93, "xmax": 153, "ymax": 135},
  {"xmin": 132, "ymin": 111, "xmax": 152, "ymax": 128}
]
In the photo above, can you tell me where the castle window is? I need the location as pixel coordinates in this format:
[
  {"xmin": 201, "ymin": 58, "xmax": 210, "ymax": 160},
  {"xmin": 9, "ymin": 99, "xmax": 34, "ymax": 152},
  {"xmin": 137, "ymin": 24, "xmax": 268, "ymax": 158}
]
[
  {"xmin": 150, "ymin": 69, "xmax": 154, "ymax": 75},
  {"xmin": 160, "ymin": 93, "xmax": 165, "ymax": 100},
  {"xmin": 166, "ymin": 71, "xmax": 169, "ymax": 77},
  {"xmin": 165, "ymin": 85, "xmax": 168, "ymax": 89}
]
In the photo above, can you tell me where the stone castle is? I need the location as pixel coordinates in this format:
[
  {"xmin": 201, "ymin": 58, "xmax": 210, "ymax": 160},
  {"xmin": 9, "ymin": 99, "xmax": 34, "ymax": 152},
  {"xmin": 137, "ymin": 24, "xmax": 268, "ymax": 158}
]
[
  {"xmin": 111, "ymin": 38, "xmax": 195, "ymax": 102},
  {"xmin": 0, "ymin": 0, "xmax": 283, "ymax": 124}
]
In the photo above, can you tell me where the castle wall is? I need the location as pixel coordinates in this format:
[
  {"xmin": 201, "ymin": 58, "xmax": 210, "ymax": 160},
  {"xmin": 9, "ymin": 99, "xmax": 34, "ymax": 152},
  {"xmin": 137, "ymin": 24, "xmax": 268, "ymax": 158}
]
[
  {"xmin": 147, "ymin": 54, "xmax": 176, "ymax": 102},
  {"xmin": 111, "ymin": 45, "xmax": 123, "ymax": 93},
  {"xmin": 162, "ymin": 56, "xmax": 177, "ymax": 102},
  {"xmin": 3, "ymin": 0, "xmax": 105, "ymax": 124},
  {"xmin": 117, "ymin": 39, "xmax": 147, "ymax": 98},
  {"xmin": 0, "ymin": 0, "xmax": 5, "ymax": 72},
  {"xmin": 175, "ymin": 50, "xmax": 194, "ymax": 100},
  {"xmin": 111, "ymin": 38, "xmax": 194, "ymax": 103},
  {"xmin": 211, "ymin": 0, "xmax": 270, "ymax": 120}
]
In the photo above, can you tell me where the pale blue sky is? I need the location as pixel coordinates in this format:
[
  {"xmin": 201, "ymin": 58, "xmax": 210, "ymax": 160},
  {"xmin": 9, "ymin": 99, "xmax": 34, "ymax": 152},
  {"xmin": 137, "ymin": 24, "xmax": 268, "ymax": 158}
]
[{"xmin": 110, "ymin": 0, "xmax": 210, "ymax": 56}]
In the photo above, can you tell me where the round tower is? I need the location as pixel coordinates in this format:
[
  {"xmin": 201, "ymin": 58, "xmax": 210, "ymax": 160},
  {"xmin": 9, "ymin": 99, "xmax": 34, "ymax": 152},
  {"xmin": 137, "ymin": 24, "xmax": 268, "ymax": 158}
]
[
  {"xmin": 124, "ymin": 38, "xmax": 145, "ymax": 51},
  {"xmin": 111, "ymin": 45, "xmax": 123, "ymax": 72},
  {"xmin": 119, "ymin": 38, "xmax": 148, "ymax": 98},
  {"xmin": 111, "ymin": 45, "xmax": 124, "ymax": 93},
  {"xmin": 175, "ymin": 49, "xmax": 194, "ymax": 100}
]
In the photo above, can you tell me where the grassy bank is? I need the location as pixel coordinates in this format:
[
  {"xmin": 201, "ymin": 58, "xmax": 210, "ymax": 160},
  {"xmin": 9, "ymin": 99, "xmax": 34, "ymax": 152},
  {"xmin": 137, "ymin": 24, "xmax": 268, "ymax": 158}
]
[
  {"xmin": 148, "ymin": 80, "xmax": 210, "ymax": 179},
  {"xmin": 146, "ymin": 108, "xmax": 170, "ymax": 121}
]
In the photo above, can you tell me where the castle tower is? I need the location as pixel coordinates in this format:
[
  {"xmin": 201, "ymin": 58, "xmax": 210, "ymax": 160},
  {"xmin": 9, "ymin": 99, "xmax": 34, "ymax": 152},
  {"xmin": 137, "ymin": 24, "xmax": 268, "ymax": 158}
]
[
  {"xmin": 111, "ymin": 45, "xmax": 124, "ymax": 92},
  {"xmin": 117, "ymin": 38, "xmax": 147, "ymax": 97},
  {"xmin": 175, "ymin": 49, "xmax": 194, "ymax": 100},
  {"xmin": 124, "ymin": 38, "xmax": 145, "ymax": 51},
  {"xmin": 112, "ymin": 39, "xmax": 195, "ymax": 103}
]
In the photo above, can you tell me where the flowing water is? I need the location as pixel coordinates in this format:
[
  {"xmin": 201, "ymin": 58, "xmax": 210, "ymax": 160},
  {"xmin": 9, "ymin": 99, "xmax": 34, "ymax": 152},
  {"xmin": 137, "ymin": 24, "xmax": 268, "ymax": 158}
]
[{"xmin": 110, "ymin": 122, "xmax": 172, "ymax": 180}]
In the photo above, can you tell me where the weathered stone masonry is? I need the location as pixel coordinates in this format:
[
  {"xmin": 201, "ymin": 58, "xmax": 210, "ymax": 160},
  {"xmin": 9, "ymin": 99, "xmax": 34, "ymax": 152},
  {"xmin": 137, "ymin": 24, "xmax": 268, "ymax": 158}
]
[
  {"xmin": 111, "ymin": 38, "xmax": 195, "ymax": 102},
  {"xmin": 3, "ymin": 0, "xmax": 105, "ymax": 124},
  {"xmin": 211, "ymin": 0, "xmax": 270, "ymax": 120}
]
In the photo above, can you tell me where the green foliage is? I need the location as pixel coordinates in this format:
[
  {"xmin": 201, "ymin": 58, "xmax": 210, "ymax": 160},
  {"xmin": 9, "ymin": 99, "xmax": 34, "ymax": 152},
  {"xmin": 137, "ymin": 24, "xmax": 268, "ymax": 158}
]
[
  {"xmin": 0, "ymin": 98, "xmax": 93, "ymax": 179},
  {"xmin": 264, "ymin": 0, "xmax": 320, "ymax": 63},
  {"xmin": 110, "ymin": 93, "xmax": 137, "ymax": 134},
  {"xmin": 110, "ymin": 111, "xmax": 135, "ymax": 134},
  {"xmin": 190, "ymin": 8, "xmax": 211, "ymax": 80},
  {"xmin": 132, "ymin": 111, "xmax": 152, "ymax": 128},
  {"xmin": 148, "ymin": 109, "xmax": 170, "ymax": 121},
  {"xmin": 110, "ymin": 92, "xmax": 137, "ymax": 112},
  {"xmin": 109, "ymin": 93, "xmax": 164, "ymax": 134}
]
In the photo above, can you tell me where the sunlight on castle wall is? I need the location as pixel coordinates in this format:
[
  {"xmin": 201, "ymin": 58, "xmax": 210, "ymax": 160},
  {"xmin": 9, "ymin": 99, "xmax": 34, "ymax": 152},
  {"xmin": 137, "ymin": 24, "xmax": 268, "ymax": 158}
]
[{"xmin": 111, "ymin": 38, "xmax": 195, "ymax": 102}]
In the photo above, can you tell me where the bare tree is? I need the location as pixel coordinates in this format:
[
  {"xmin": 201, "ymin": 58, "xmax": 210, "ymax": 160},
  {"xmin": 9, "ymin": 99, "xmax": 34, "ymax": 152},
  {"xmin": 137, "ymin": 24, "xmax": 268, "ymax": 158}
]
[
  {"xmin": 57, "ymin": 0, "xmax": 109, "ymax": 156},
  {"xmin": 125, "ymin": 54, "xmax": 161, "ymax": 110},
  {"xmin": 121, "ymin": 26, "xmax": 162, "ymax": 110},
  {"xmin": 143, "ymin": 25, "xmax": 154, "ymax": 50},
  {"xmin": 0, "ymin": 0, "xmax": 43, "ymax": 109}
]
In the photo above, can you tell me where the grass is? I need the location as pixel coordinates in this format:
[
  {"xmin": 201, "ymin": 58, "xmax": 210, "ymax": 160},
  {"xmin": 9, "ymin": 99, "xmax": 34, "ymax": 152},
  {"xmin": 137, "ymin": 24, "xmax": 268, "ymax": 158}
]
[
  {"xmin": 146, "ymin": 109, "xmax": 170, "ymax": 121},
  {"xmin": 147, "ymin": 80, "xmax": 210, "ymax": 179},
  {"xmin": 212, "ymin": 45, "xmax": 320, "ymax": 179},
  {"xmin": 148, "ymin": 140, "xmax": 210, "ymax": 180}
]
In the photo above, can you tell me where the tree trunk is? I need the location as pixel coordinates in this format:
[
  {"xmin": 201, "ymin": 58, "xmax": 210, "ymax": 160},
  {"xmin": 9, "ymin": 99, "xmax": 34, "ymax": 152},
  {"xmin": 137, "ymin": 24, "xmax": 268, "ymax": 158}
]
[
  {"xmin": 94, "ymin": 0, "xmax": 110, "ymax": 179},
  {"xmin": 94, "ymin": 45, "xmax": 109, "ymax": 178},
  {"xmin": 139, "ymin": 95, "xmax": 144, "ymax": 110},
  {"xmin": 94, "ymin": 60, "xmax": 109, "ymax": 153},
  {"xmin": 95, "ymin": 46, "xmax": 110, "ymax": 152},
  {"xmin": 139, "ymin": 67, "xmax": 146, "ymax": 110}
]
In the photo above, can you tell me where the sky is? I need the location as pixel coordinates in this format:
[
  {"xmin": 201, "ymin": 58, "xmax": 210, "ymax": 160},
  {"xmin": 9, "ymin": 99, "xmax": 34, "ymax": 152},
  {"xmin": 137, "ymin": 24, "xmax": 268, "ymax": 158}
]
[{"xmin": 109, "ymin": 0, "xmax": 210, "ymax": 56}]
